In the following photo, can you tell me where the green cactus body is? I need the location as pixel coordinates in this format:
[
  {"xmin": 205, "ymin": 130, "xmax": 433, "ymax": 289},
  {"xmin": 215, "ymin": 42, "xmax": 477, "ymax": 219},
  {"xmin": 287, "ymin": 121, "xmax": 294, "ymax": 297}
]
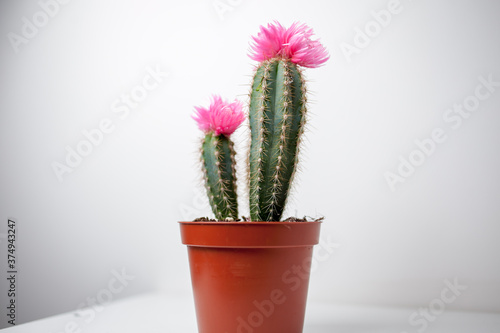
[
  {"xmin": 249, "ymin": 59, "xmax": 307, "ymax": 221},
  {"xmin": 201, "ymin": 132, "xmax": 238, "ymax": 220}
]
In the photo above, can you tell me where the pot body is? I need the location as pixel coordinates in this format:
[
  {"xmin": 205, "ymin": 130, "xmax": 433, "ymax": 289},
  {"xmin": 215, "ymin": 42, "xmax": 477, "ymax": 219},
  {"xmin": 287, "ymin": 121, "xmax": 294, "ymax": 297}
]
[{"xmin": 179, "ymin": 221, "xmax": 321, "ymax": 333}]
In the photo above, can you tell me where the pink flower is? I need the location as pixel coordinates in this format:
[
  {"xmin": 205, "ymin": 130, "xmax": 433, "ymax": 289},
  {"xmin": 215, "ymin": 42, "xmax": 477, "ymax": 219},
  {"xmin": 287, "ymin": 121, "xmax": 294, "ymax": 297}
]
[
  {"xmin": 192, "ymin": 95, "xmax": 245, "ymax": 136},
  {"xmin": 249, "ymin": 21, "xmax": 329, "ymax": 68}
]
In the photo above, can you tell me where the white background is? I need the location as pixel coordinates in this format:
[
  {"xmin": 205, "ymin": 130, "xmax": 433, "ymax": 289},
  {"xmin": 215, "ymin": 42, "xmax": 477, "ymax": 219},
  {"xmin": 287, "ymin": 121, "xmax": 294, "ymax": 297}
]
[{"xmin": 0, "ymin": 0, "xmax": 499, "ymax": 328}]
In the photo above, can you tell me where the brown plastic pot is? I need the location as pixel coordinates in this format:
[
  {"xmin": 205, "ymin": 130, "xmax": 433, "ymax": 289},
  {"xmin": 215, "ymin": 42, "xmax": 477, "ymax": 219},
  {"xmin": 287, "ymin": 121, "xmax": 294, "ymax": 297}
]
[{"xmin": 179, "ymin": 221, "xmax": 321, "ymax": 333}]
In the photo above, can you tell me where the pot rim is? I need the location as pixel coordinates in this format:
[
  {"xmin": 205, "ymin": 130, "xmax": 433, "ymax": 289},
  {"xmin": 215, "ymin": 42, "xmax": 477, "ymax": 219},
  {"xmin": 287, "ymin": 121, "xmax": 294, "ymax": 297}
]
[
  {"xmin": 179, "ymin": 220, "xmax": 322, "ymax": 248},
  {"xmin": 178, "ymin": 221, "xmax": 322, "ymax": 225}
]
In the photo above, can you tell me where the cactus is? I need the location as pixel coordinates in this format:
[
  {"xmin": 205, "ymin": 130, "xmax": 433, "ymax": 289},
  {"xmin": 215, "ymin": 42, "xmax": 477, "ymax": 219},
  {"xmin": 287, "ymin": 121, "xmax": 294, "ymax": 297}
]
[
  {"xmin": 192, "ymin": 95, "xmax": 245, "ymax": 220},
  {"xmin": 247, "ymin": 21, "xmax": 329, "ymax": 221},
  {"xmin": 191, "ymin": 22, "xmax": 328, "ymax": 222}
]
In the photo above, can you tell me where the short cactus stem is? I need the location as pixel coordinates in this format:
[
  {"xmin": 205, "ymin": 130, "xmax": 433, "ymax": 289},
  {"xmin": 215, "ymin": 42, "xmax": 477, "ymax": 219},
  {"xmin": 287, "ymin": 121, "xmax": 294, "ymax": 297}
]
[
  {"xmin": 202, "ymin": 133, "xmax": 239, "ymax": 220},
  {"xmin": 249, "ymin": 58, "xmax": 306, "ymax": 221},
  {"xmin": 192, "ymin": 95, "xmax": 244, "ymax": 220}
]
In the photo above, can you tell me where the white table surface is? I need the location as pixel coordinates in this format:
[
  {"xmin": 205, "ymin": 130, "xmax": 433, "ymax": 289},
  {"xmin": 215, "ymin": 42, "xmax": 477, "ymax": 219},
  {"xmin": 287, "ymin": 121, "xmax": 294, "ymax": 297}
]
[{"xmin": 2, "ymin": 293, "xmax": 500, "ymax": 332}]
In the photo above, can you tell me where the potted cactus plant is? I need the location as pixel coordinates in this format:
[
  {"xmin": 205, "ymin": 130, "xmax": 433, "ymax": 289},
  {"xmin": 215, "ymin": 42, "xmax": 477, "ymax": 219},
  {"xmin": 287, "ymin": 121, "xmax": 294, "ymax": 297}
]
[{"xmin": 180, "ymin": 21, "xmax": 329, "ymax": 333}]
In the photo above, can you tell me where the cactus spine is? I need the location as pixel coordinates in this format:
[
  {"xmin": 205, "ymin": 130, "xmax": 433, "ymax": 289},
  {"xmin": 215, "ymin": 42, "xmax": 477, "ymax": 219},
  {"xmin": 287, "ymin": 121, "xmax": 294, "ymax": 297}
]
[
  {"xmin": 201, "ymin": 132, "xmax": 238, "ymax": 220},
  {"xmin": 249, "ymin": 59, "xmax": 307, "ymax": 221}
]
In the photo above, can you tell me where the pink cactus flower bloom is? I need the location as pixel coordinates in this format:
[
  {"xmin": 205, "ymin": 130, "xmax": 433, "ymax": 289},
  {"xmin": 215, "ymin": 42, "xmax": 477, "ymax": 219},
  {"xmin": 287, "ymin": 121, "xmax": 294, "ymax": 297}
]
[
  {"xmin": 249, "ymin": 21, "xmax": 329, "ymax": 68},
  {"xmin": 192, "ymin": 95, "xmax": 245, "ymax": 136}
]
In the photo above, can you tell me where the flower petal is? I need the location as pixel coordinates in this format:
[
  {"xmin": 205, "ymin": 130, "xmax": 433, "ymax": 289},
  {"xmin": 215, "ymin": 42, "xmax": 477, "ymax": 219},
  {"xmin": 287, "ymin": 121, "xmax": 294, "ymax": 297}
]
[
  {"xmin": 249, "ymin": 21, "xmax": 329, "ymax": 68},
  {"xmin": 192, "ymin": 95, "xmax": 245, "ymax": 136}
]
